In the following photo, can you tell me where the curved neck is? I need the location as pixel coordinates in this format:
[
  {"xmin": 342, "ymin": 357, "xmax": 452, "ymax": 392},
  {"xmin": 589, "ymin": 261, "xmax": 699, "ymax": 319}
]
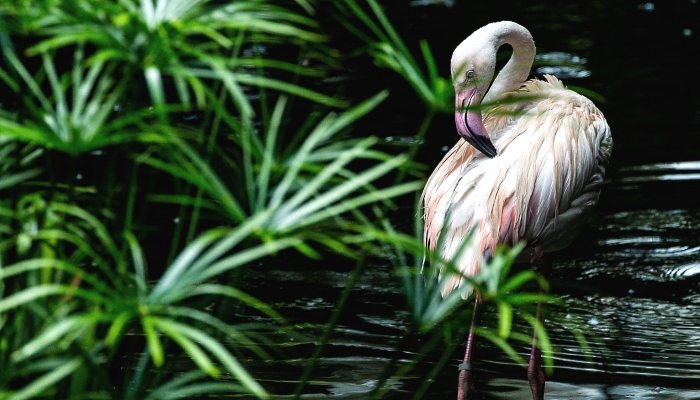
[{"xmin": 482, "ymin": 25, "xmax": 536, "ymax": 104}]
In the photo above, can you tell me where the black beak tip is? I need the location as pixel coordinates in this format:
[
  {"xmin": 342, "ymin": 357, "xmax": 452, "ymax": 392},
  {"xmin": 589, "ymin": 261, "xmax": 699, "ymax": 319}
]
[
  {"xmin": 462, "ymin": 134, "xmax": 498, "ymax": 158},
  {"xmin": 484, "ymin": 144, "xmax": 498, "ymax": 158}
]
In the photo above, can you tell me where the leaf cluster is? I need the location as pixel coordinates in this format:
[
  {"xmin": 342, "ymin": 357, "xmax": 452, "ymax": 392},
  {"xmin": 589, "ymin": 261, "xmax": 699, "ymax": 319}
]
[{"xmin": 0, "ymin": 1, "xmax": 422, "ymax": 398}]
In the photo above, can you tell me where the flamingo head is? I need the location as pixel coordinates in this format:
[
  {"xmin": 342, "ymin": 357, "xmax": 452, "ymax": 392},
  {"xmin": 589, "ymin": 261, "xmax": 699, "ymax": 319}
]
[{"xmin": 451, "ymin": 29, "xmax": 499, "ymax": 158}]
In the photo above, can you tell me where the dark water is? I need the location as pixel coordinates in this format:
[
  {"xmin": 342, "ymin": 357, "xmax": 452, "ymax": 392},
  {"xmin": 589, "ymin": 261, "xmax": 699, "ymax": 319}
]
[{"xmin": 239, "ymin": 1, "xmax": 700, "ymax": 399}]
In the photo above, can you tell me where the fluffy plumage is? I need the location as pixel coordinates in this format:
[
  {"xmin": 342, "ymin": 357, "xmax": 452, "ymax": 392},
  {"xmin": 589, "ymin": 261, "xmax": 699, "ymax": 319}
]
[{"xmin": 422, "ymin": 23, "xmax": 613, "ymax": 298}]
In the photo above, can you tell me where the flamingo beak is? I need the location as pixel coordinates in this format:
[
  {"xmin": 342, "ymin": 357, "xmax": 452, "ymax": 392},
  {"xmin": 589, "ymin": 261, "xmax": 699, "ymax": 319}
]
[{"xmin": 455, "ymin": 87, "xmax": 498, "ymax": 158}]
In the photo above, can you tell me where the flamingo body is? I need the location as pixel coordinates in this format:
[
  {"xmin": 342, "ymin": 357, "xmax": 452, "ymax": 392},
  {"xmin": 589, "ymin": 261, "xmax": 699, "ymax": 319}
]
[{"xmin": 422, "ymin": 22, "xmax": 613, "ymax": 299}]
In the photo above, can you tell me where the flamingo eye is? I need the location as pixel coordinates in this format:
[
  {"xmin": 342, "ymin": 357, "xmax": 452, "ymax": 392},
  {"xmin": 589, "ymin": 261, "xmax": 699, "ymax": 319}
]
[{"xmin": 466, "ymin": 70, "xmax": 475, "ymax": 81}]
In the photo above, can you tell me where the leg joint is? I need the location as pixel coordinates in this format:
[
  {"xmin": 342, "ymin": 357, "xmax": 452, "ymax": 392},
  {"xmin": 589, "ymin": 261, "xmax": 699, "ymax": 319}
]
[{"xmin": 458, "ymin": 362, "xmax": 473, "ymax": 371}]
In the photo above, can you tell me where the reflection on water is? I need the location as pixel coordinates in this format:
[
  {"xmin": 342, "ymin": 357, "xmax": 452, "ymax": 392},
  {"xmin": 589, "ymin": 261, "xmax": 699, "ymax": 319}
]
[
  {"xmin": 615, "ymin": 162, "xmax": 700, "ymax": 184},
  {"xmin": 619, "ymin": 173, "xmax": 700, "ymax": 182},
  {"xmin": 535, "ymin": 52, "xmax": 591, "ymax": 79},
  {"xmin": 622, "ymin": 161, "xmax": 700, "ymax": 171},
  {"xmin": 487, "ymin": 379, "xmax": 700, "ymax": 400},
  {"xmin": 637, "ymin": 2, "xmax": 656, "ymax": 12}
]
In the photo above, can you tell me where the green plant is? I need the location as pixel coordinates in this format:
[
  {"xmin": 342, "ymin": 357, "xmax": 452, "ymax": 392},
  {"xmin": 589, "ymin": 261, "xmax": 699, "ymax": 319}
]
[
  {"xmin": 0, "ymin": 0, "xmax": 422, "ymax": 398},
  {"xmin": 333, "ymin": 0, "xmax": 453, "ymax": 185}
]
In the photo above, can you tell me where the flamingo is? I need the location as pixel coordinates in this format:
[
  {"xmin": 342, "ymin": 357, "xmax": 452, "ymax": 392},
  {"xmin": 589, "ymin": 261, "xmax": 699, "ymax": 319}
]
[{"xmin": 421, "ymin": 21, "xmax": 612, "ymax": 400}]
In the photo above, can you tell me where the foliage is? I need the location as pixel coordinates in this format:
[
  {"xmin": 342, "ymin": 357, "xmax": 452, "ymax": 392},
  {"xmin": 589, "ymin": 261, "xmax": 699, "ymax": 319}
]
[
  {"xmin": 0, "ymin": 0, "xmax": 422, "ymax": 398},
  {"xmin": 0, "ymin": 0, "xmax": 591, "ymax": 399}
]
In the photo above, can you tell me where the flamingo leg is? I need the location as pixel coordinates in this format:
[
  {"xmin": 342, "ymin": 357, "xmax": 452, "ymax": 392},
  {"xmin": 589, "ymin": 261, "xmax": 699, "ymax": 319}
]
[
  {"xmin": 527, "ymin": 254, "xmax": 551, "ymax": 400},
  {"xmin": 457, "ymin": 299, "xmax": 479, "ymax": 400}
]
